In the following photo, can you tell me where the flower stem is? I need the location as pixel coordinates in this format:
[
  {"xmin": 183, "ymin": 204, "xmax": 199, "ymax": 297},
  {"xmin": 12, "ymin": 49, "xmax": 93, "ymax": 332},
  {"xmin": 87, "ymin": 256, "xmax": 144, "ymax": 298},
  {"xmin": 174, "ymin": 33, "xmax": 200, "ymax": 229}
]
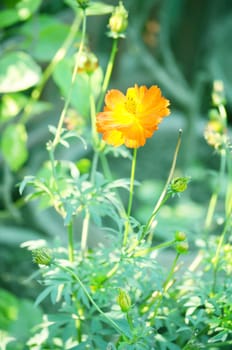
[
  {"xmin": 162, "ymin": 253, "xmax": 180, "ymax": 293},
  {"xmin": 204, "ymin": 148, "xmax": 226, "ymax": 231},
  {"xmin": 123, "ymin": 148, "xmax": 138, "ymax": 247},
  {"xmin": 212, "ymin": 218, "xmax": 230, "ymax": 293},
  {"xmin": 80, "ymin": 150, "xmax": 99, "ymax": 253},
  {"xmin": 21, "ymin": 15, "xmax": 82, "ymax": 124},
  {"xmin": 99, "ymin": 151, "xmax": 112, "ymax": 179},
  {"xmin": 126, "ymin": 312, "xmax": 134, "ymax": 330},
  {"xmin": 68, "ymin": 220, "xmax": 75, "ymax": 263},
  {"xmin": 133, "ymin": 239, "xmax": 176, "ymax": 257},
  {"xmin": 142, "ymin": 129, "xmax": 182, "ymax": 240},
  {"xmin": 52, "ymin": 10, "xmax": 87, "ymax": 150},
  {"xmin": 97, "ymin": 38, "xmax": 118, "ymax": 112},
  {"xmin": 89, "ymin": 77, "xmax": 99, "ymax": 147},
  {"xmin": 81, "ymin": 208, "xmax": 90, "ymax": 254},
  {"xmin": 149, "ymin": 253, "xmax": 180, "ymax": 321},
  {"xmin": 55, "ymin": 262, "xmax": 128, "ymax": 338}
]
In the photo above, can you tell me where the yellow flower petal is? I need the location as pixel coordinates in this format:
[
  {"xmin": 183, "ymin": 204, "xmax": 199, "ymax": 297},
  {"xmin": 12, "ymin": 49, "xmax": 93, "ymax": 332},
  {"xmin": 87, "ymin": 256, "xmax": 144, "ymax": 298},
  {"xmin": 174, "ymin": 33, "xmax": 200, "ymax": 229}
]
[{"xmin": 96, "ymin": 84, "xmax": 170, "ymax": 148}]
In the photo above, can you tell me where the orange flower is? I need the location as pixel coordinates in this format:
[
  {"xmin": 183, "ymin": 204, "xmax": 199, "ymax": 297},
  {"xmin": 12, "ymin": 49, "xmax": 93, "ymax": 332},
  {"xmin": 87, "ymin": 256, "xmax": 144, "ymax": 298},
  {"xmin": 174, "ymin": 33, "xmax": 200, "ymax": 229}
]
[{"xmin": 96, "ymin": 84, "xmax": 170, "ymax": 148}]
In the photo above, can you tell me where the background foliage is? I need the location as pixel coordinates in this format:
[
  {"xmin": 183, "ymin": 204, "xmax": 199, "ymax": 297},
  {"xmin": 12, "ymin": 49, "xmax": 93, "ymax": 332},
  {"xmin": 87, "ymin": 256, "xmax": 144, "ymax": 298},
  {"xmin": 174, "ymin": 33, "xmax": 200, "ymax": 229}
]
[{"xmin": 0, "ymin": 0, "xmax": 232, "ymax": 349}]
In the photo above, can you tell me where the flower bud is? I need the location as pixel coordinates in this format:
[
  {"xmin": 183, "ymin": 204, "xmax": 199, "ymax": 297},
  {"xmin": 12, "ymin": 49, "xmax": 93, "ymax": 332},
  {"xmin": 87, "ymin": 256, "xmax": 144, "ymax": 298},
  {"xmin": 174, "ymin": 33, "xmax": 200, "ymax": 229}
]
[
  {"xmin": 117, "ymin": 288, "xmax": 131, "ymax": 312},
  {"xmin": 64, "ymin": 109, "xmax": 85, "ymax": 131},
  {"xmin": 212, "ymin": 80, "xmax": 226, "ymax": 106},
  {"xmin": 176, "ymin": 241, "xmax": 189, "ymax": 254},
  {"xmin": 175, "ymin": 231, "xmax": 187, "ymax": 242},
  {"xmin": 204, "ymin": 121, "xmax": 226, "ymax": 150},
  {"xmin": 108, "ymin": 2, "xmax": 128, "ymax": 38},
  {"xmin": 208, "ymin": 108, "xmax": 220, "ymax": 121},
  {"xmin": 170, "ymin": 177, "xmax": 190, "ymax": 193},
  {"xmin": 76, "ymin": 158, "xmax": 91, "ymax": 174},
  {"xmin": 76, "ymin": 0, "xmax": 89, "ymax": 10},
  {"xmin": 32, "ymin": 248, "xmax": 52, "ymax": 266},
  {"xmin": 76, "ymin": 50, "xmax": 99, "ymax": 75}
]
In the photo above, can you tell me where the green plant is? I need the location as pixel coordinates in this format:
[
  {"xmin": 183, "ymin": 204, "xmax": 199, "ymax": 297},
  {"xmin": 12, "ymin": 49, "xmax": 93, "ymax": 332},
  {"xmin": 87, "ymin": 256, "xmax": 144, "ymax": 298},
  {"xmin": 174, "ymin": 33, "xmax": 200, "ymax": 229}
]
[{"xmin": 0, "ymin": 1, "xmax": 232, "ymax": 349}]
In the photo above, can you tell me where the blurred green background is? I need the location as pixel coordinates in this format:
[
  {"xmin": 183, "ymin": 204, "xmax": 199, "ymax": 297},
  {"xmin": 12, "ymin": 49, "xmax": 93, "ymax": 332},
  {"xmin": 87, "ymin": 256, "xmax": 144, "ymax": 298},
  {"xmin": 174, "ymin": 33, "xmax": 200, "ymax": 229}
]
[{"xmin": 0, "ymin": 0, "xmax": 232, "ymax": 342}]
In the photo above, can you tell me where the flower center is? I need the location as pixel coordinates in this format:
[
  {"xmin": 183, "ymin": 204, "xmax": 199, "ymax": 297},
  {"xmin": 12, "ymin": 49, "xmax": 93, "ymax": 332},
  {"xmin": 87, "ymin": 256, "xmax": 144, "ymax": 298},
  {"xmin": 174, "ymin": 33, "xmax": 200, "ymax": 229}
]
[{"xmin": 124, "ymin": 96, "xmax": 136, "ymax": 114}]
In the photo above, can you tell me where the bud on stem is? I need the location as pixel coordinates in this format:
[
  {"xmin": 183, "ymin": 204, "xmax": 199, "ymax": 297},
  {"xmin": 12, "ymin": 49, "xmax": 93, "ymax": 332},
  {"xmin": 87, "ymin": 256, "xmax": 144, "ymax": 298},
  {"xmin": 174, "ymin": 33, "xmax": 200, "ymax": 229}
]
[
  {"xmin": 117, "ymin": 288, "xmax": 131, "ymax": 313},
  {"xmin": 32, "ymin": 248, "xmax": 52, "ymax": 266},
  {"xmin": 108, "ymin": 2, "xmax": 128, "ymax": 38}
]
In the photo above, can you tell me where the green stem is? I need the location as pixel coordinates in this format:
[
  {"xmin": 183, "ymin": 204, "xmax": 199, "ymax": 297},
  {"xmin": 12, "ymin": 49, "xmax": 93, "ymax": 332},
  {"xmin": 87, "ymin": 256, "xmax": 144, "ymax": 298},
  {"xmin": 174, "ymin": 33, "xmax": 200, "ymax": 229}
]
[
  {"xmin": 81, "ymin": 208, "xmax": 90, "ymax": 253},
  {"xmin": 47, "ymin": 148, "xmax": 66, "ymax": 216},
  {"xmin": 204, "ymin": 192, "xmax": 218, "ymax": 230},
  {"xmin": 90, "ymin": 151, "xmax": 99, "ymax": 183},
  {"xmin": 99, "ymin": 151, "xmax": 128, "ymax": 223},
  {"xmin": 56, "ymin": 262, "xmax": 127, "ymax": 338},
  {"xmin": 212, "ymin": 218, "xmax": 230, "ymax": 292},
  {"xmin": 68, "ymin": 221, "xmax": 75, "ymax": 263},
  {"xmin": 142, "ymin": 193, "xmax": 171, "ymax": 240},
  {"xmin": 204, "ymin": 148, "xmax": 226, "ymax": 231},
  {"xmin": 80, "ymin": 79, "xmax": 100, "ymax": 253},
  {"xmin": 123, "ymin": 148, "xmax": 138, "ymax": 247},
  {"xmin": 68, "ymin": 221, "xmax": 81, "ymax": 340},
  {"xmin": 106, "ymin": 262, "xmax": 120, "ymax": 279},
  {"xmin": 218, "ymin": 103, "xmax": 227, "ymax": 125},
  {"xmin": 21, "ymin": 15, "xmax": 82, "ymax": 124},
  {"xmin": 80, "ymin": 151, "xmax": 99, "ymax": 253},
  {"xmin": 99, "ymin": 151, "xmax": 112, "ymax": 180},
  {"xmin": 150, "ymin": 253, "xmax": 180, "ymax": 320},
  {"xmin": 52, "ymin": 10, "xmax": 87, "ymax": 150},
  {"xmin": 142, "ymin": 129, "xmax": 182, "ymax": 240},
  {"xmin": 163, "ymin": 253, "xmax": 180, "ymax": 292},
  {"xmin": 97, "ymin": 38, "xmax": 118, "ymax": 112},
  {"xmin": 89, "ymin": 78, "xmax": 99, "ymax": 147},
  {"xmin": 132, "ymin": 239, "xmax": 176, "ymax": 257},
  {"xmin": 225, "ymin": 150, "xmax": 232, "ymax": 219},
  {"xmin": 126, "ymin": 312, "xmax": 134, "ymax": 330}
]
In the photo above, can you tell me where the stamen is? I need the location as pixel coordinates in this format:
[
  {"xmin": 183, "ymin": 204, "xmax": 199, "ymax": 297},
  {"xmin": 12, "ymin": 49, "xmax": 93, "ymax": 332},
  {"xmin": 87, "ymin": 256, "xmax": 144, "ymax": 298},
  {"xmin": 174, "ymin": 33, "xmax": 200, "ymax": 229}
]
[{"xmin": 125, "ymin": 96, "xmax": 136, "ymax": 114}]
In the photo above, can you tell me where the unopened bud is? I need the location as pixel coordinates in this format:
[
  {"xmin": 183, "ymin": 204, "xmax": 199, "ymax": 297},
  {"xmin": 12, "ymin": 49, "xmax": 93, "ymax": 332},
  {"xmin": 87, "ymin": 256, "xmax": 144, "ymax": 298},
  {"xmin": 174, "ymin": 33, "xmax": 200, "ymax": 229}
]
[
  {"xmin": 32, "ymin": 248, "xmax": 52, "ymax": 266},
  {"xmin": 212, "ymin": 80, "xmax": 226, "ymax": 106},
  {"xmin": 117, "ymin": 288, "xmax": 131, "ymax": 312},
  {"xmin": 108, "ymin": 2, "xmax": 128, "ymax": 38},
  {"xmin": 204, "ymin": 121, "xmax": 226, "ymax": 150},
  {"xmin": 76, "ymin": 50, "xmax": 98, "ymax": 75},
  {"xmin": 176, "ymin": 241, "xmax": 189, "ymax": 254},
  {"xmin": 76, "ymin": 0, "xmax": 89, "ymax": 10},
  {"xmin": 175, "ymin": 231, "xmax": 187, "ymax": 242},
  {"xmin": 170, "ymin": 177, "xmax": 190, "ymax": 193},
  {"xmin": 208, "ymin": 108, "xmax": 220, "ymax": 121},
  {"xmin": 76, "ymin": 158, "xmax": 91, "ymax": 174}
]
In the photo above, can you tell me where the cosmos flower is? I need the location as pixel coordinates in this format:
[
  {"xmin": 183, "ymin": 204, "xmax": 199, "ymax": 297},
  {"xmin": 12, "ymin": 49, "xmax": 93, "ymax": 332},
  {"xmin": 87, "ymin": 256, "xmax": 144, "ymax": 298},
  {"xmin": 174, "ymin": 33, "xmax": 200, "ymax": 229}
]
[{"xmin": 96, "ymin": 84, "xmax": 170, "ymax": 148}]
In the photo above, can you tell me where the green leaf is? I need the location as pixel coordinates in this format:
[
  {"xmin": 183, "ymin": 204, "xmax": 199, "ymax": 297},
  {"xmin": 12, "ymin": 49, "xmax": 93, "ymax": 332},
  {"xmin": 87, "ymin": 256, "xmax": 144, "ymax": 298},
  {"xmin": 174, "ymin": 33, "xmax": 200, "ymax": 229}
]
[
  {"xmin": 34, "ymin": 285, "xmax": 55, "ymax": 307},
  {"xmin": 0, "ymin": 289, "xmax": 19, "ymax": 330},
  {"xmin": 9, "ymin": 299, "xmax": 43, "ymax": 341},
  {"xmin": 20, "ymin": 15, "xmax": 73, "ymax": 62},
  {"xmin": 0, "ymin": 225, "xmax": 41, "ymax": 245},
  {"xmin": 0, "ymin": 9, "xmax": 20, "ymax": 28},
  {"xmin": 208, "ymin": 330, "xmax": 228, "ymax": 343},
  {"xmin": 0, "ymin": 93, "xmax": 51, "ymax": 124},
  {"xmin": 1, "ymin": 123, "xmax": 28, "ymax": 171},
  {"xmin": 30, "ymin": 100, "xmax": 52, "ymax": 115},
  {"xmin": 0, "ymin": 51, "xmax": 41, "ymax": 93},
  {"xmin": 53, "ymin": 58, "xmax": 103, "ymax": 117},
  {"xmin": 0, "ymin": 93, "xmax": 28, "ymax": 123},
  {"xmin": 18, "ymin": 175, "xmax": 35, "ymax": 195},
  {"xmin": 0, "ymin": 0, "xmax": 42, "ymax": 28},
  {"xmin": 53, "ymin": 58, "xmax": 90, "ymax": 117}
]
